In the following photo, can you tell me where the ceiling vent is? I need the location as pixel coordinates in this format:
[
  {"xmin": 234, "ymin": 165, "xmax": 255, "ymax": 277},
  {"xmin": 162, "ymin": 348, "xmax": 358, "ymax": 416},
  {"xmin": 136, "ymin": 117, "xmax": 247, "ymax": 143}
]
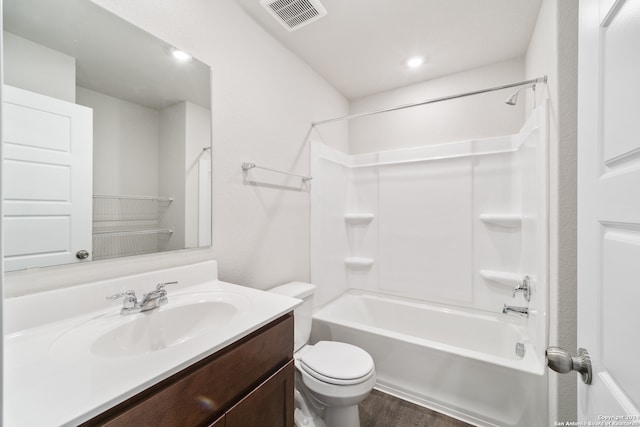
[{"xmin": 260, "ymin": 0, "xmax": 327, "ymax": 32}]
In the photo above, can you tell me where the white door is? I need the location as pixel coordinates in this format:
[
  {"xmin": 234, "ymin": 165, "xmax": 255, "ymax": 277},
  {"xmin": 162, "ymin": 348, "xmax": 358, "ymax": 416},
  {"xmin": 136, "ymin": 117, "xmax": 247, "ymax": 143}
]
[
  {"xmin": 3, "ymin": 85, "xmax": 93, "ymax": 271},
  {"xmin": 577, "ymin": 0, "xmax": 640, "ymax": 419}
]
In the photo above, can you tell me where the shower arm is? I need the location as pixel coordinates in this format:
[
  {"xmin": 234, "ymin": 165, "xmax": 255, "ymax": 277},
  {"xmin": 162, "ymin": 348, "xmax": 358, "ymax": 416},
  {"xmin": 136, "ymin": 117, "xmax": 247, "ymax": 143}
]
[{"xmin": 311, "ymin": 76, "xmax": 547, "ymax": 127}]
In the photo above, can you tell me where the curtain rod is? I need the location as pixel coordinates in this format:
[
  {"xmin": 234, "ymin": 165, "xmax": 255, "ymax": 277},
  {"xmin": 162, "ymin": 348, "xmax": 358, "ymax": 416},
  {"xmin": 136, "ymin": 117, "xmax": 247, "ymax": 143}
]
[{"xmin": 311, "ymin": 76, "xmax": 547, "ymax": 127}]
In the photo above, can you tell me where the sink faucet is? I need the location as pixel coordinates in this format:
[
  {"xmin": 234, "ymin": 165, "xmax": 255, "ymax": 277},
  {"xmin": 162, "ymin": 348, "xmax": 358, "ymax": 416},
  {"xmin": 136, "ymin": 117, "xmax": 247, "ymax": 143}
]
[
  {"xmin": 107, "ymin": 281, "xmax": 178, "ymax": 315},
  {"xmin": 502, "ymin": 304, "xmax": 529, "ymax": 318},
  {"xmin": 139, "ymin": 281, "xmax": 177, "ymax": 311}
]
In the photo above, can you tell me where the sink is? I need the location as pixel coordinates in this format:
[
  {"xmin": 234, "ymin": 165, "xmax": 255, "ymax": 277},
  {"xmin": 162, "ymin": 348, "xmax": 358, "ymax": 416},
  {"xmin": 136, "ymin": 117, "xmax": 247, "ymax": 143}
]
[
  {"xmin": 50, "ymin": 291, "xmax": 249, "ymax": 359},
  {"xmin": 92, "ymin": 300, "xmax": 238, "ymax": 358}
]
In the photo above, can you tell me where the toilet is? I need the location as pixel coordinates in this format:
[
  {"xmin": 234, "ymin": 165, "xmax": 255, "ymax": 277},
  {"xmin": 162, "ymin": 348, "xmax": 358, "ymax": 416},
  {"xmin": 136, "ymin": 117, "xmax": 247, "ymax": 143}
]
[{"xmin": 269, "ymin": 282, "xmax": 376, "ymax": 427}]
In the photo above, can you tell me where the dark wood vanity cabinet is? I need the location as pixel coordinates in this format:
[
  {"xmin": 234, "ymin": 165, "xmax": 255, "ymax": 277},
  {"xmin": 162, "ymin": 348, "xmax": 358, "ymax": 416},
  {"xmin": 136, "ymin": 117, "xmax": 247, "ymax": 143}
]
[{"xmin": 83, "ymin": 313, "xmax": 294, "ymax": 427}]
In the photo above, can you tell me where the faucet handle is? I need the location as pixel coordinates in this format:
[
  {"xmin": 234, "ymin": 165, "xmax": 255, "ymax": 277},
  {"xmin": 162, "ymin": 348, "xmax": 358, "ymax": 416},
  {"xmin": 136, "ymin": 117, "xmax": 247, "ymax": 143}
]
[
  {"xmin": 107, "ymin": 289, "xmax": 136, "ymax": 301},
  {"xmin": 107, "ymin": 290, "xmax": 138, "ymax": 312},
  {"xmin": 154, "ymin": 282, "xmax": 177, "ymax": 307},
  {"xmin": 512, "ymin": 275, "xmax": 531, "ymax": 302},
  {"xmin": 156, "ymin": 281, "xmax": 178, "ymax": 291}
]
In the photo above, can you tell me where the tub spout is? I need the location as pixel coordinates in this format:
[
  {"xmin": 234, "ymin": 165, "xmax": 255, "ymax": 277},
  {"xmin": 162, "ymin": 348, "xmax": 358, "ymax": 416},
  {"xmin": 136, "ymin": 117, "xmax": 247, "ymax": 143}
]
[{"xmin": 502, "ymin": 304, "xmax": 529, "ymax": 318}]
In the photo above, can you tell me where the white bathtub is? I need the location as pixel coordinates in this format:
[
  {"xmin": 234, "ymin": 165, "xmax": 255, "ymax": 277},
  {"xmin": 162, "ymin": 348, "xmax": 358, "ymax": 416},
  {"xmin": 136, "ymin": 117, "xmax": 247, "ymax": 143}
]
[{"xmin": 311, "ymin": 291, "xmax": 547, "ymax": 427}]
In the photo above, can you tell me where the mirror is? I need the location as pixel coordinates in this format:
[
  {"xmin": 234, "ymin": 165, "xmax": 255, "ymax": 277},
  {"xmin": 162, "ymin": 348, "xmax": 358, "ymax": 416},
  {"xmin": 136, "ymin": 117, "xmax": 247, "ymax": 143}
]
[{"xmin": 2, "ymin": 0, "xmax": 212, "ymax": 271}]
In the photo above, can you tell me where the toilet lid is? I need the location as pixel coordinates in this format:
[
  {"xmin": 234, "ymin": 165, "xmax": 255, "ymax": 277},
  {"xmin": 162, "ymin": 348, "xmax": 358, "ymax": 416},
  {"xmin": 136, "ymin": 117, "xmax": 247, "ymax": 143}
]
[{"xmin": 299, "ymin": 341, "xmax": 374, "ymax": 383}]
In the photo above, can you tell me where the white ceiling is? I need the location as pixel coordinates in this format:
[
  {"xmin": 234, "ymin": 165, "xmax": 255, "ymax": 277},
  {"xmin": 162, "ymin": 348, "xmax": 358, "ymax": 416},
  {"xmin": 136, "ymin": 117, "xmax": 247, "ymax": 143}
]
[{"xmin": 237, "ymin": 0, "xmax": 543, "ymax": 100}]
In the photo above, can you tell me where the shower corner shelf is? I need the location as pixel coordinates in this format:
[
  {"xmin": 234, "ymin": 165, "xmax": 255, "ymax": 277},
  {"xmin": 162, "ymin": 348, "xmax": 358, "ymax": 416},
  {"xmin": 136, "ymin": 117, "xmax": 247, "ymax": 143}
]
[
  {"xmin": 344, "ymin": 213, "xmax": 374, "ymax": 225},
  {"xmin": 479, "ymin": 270, "xmax": 524, "ymax": 286},
  {"xmin": 345, "ymin": 257, "xmax": 374, "ymax": 270},
  {"xmin": 479, "ymin": 214, "xmax": 522, "ymax": 228}
]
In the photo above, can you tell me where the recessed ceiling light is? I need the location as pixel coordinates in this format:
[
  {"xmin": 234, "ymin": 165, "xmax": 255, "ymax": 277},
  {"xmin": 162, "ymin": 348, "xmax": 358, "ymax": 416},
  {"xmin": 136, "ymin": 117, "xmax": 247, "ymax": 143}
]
[
  {"xmin": 406, "ymin": 56, "xmax": 425, "ymax": 69},
  {"xmin": 172, "ymin": 49, "xmax": 192, "ymax": 62}
]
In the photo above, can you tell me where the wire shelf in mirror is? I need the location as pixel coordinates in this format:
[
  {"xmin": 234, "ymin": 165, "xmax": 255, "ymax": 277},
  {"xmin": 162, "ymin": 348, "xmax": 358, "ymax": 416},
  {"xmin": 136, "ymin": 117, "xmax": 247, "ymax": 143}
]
[
  {"xmin": 92, "ymin": 228, "xmax": 174, "ymax": 260},
  {"xmin": 93, "ymin": 195, "xmax": 174, "ymax": 222}
]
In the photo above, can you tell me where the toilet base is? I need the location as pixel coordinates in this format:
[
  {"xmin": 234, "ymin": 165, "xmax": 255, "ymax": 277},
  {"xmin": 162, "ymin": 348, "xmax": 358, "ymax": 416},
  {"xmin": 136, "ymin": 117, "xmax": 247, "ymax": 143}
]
[
  {"xmin": 294, "ymin": 377, "xmax": 365, "ymax": 427},
  {"xmin": 294, "ymin": 388, "xmax": 326, "ymax": 427},
  {"xmin": 325, "ymin": 404, "xmax": 361, "ymax": 427}
]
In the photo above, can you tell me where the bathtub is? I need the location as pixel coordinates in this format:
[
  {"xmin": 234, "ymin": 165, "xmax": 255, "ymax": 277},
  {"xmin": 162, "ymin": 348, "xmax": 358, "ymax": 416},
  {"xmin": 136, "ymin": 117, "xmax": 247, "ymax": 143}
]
[{"xmin": 310, "ymin": 291, "xmax": 547, "ymax": 427}]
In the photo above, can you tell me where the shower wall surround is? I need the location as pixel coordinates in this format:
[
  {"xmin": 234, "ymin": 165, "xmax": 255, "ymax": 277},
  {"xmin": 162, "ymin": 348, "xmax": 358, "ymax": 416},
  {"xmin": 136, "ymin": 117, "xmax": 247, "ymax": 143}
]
[{"xmin": 311, "ymin": 102, "xmax": 548, "ymax": 352}]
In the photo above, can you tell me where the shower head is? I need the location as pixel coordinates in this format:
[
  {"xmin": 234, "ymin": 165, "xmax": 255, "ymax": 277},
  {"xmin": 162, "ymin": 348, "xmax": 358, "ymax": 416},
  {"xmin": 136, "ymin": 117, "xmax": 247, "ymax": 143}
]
[
  {"xmin": 505, "ymin": 83, "xmax": 537, "ymax": 106},
  {"xmin": 505, "ymin": 92, "xmax": 519, "ymax": 106}
]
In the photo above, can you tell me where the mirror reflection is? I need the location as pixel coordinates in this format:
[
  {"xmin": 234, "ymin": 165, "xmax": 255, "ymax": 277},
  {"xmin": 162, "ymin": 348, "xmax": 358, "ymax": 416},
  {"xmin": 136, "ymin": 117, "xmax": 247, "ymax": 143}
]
[{"xmin": 2, "ymin": 0, "xmax": 212, "ymax": 271}]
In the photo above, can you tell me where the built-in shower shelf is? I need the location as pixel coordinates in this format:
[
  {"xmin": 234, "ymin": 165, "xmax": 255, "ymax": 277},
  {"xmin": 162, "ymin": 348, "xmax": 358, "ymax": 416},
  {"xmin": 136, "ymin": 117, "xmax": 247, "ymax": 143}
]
[
  {"xmin": 345, "ymin": 257, "xmax": 374, "ymax": 269},
  {"xmin": 479, "ymin": 214, "xmax": 522, "ymax": 228},
  {"xmin": 480, "ymin": 270, "xmax": 524, "ymax": 286},
  {"xmin": 344, "ymin": 213, "xmax": 374, "ymax": 225}
]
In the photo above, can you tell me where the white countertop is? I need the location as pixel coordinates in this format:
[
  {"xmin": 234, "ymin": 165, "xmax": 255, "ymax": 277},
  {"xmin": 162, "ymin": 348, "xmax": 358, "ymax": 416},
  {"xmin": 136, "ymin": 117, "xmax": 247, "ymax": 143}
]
[{"xmin": 4, "ymin": 263, "xmax": 299, "ymax": 426}]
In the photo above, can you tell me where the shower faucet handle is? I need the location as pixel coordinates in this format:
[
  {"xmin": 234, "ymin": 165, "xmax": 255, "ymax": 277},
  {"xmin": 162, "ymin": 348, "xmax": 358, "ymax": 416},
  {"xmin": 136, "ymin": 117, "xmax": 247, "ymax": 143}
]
[{"xmin": 512, "ymin": 275, "xmax": 531, "ymax": 302}]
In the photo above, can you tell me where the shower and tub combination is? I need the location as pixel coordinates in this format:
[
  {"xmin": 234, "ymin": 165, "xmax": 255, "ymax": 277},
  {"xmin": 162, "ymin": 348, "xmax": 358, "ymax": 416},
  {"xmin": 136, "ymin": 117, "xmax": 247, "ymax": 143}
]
[{"xmin": 308, "ymin": 79, "xmax": 549, "ymax": 426}]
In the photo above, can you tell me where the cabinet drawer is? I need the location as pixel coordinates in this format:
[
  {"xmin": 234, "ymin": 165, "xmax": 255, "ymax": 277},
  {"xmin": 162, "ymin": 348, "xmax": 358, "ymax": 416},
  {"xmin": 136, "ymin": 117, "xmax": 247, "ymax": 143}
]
[{"xmin": 85, "ymin": 313, "xmax": 293, "ymax": 427}]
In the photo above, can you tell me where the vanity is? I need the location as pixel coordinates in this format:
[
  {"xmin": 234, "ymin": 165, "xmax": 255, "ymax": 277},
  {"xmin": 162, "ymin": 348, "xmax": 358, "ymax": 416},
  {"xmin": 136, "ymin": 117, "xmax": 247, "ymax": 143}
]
[
  {"xmin": 4, "ymin": 261, "xmax": 300, "ymax": 426},
  {"xmin": 86, "ymin": 314, "xmax": 294, "ymax": 426}
]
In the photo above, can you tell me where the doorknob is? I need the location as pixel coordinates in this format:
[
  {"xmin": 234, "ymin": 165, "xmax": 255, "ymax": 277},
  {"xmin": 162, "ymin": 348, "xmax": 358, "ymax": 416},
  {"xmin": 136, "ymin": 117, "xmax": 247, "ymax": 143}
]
[
  {"xmin": 76, "ymin": 250, "xmax": 90, "ymax": 260},
  {"xmin": 546, "ymin": 346, "xmax": 592, "ymax": 385}
]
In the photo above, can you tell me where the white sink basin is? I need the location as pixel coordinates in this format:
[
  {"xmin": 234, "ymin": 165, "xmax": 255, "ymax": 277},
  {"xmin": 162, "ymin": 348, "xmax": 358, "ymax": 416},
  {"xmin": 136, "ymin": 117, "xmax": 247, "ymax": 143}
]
[{"xmin": 51, "ymin": 291, "xmax": 249, "ymax": 359}]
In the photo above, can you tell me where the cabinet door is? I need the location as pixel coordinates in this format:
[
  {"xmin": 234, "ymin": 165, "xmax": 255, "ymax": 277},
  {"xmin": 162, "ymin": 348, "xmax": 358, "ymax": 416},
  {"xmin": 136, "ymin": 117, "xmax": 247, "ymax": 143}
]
[{"xmin": 226, "ymin": 361, "xmax": 294, "ymax": 427}]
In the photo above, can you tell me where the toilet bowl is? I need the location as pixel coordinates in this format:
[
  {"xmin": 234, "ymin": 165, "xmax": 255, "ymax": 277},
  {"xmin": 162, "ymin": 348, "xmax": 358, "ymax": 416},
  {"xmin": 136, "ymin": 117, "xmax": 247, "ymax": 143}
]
[{"xmin": 269, "ymin": 282, "xmax": 376, "ymax": 427}]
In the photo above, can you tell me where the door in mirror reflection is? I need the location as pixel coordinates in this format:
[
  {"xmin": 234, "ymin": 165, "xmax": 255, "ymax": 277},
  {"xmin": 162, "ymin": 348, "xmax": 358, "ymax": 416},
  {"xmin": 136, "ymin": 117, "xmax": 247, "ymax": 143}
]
[{"xmin": 3, "ymin": 85, "xmax": 93, "ymax": 270}]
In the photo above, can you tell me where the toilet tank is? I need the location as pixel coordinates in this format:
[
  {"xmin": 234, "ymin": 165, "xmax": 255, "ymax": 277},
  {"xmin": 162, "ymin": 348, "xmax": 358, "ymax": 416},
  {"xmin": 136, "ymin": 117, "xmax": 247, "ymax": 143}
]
[{"xmin": 268, "ymin": 282, "xmax": 315, "ymax": 352}]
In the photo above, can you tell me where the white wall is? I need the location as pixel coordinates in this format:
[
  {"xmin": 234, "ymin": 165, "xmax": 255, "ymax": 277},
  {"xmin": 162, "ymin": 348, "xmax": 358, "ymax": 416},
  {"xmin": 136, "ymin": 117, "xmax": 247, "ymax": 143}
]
[
  {"xmin": 77, "ymin": 86, "xmax": 159, "ymax": 197},
  {"xmin": 3, "ymin": 32, "xmax": 76, "ymax": 103},
  {"xmin": 184, "ymin": 102, "xmax": 211, "ymax": 248},
  {"xmin": 159, "ymin": 102, "xmax": 186, "ymax": 251},
  {"xmin": 525, "ymin": 0, "xmax": 579, "ymax": 423},
  {"xmin": 3, "ymin": 0, "xmax": 348, "ymax": 296},
  {"xmin": 348, "ymin": 58, "xmax": 525, "ymax": 154},
  {"xmin": 158, "ymin": 101, "xmax": 212, "ymax": 251}
]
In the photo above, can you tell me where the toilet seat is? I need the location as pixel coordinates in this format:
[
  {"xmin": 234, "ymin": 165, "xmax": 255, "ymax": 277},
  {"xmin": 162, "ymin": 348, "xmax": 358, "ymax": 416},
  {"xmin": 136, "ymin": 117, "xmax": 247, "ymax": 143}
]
[{"xmin": 299, "ymin": 341, "xmax": 375, "ymax": 385}]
